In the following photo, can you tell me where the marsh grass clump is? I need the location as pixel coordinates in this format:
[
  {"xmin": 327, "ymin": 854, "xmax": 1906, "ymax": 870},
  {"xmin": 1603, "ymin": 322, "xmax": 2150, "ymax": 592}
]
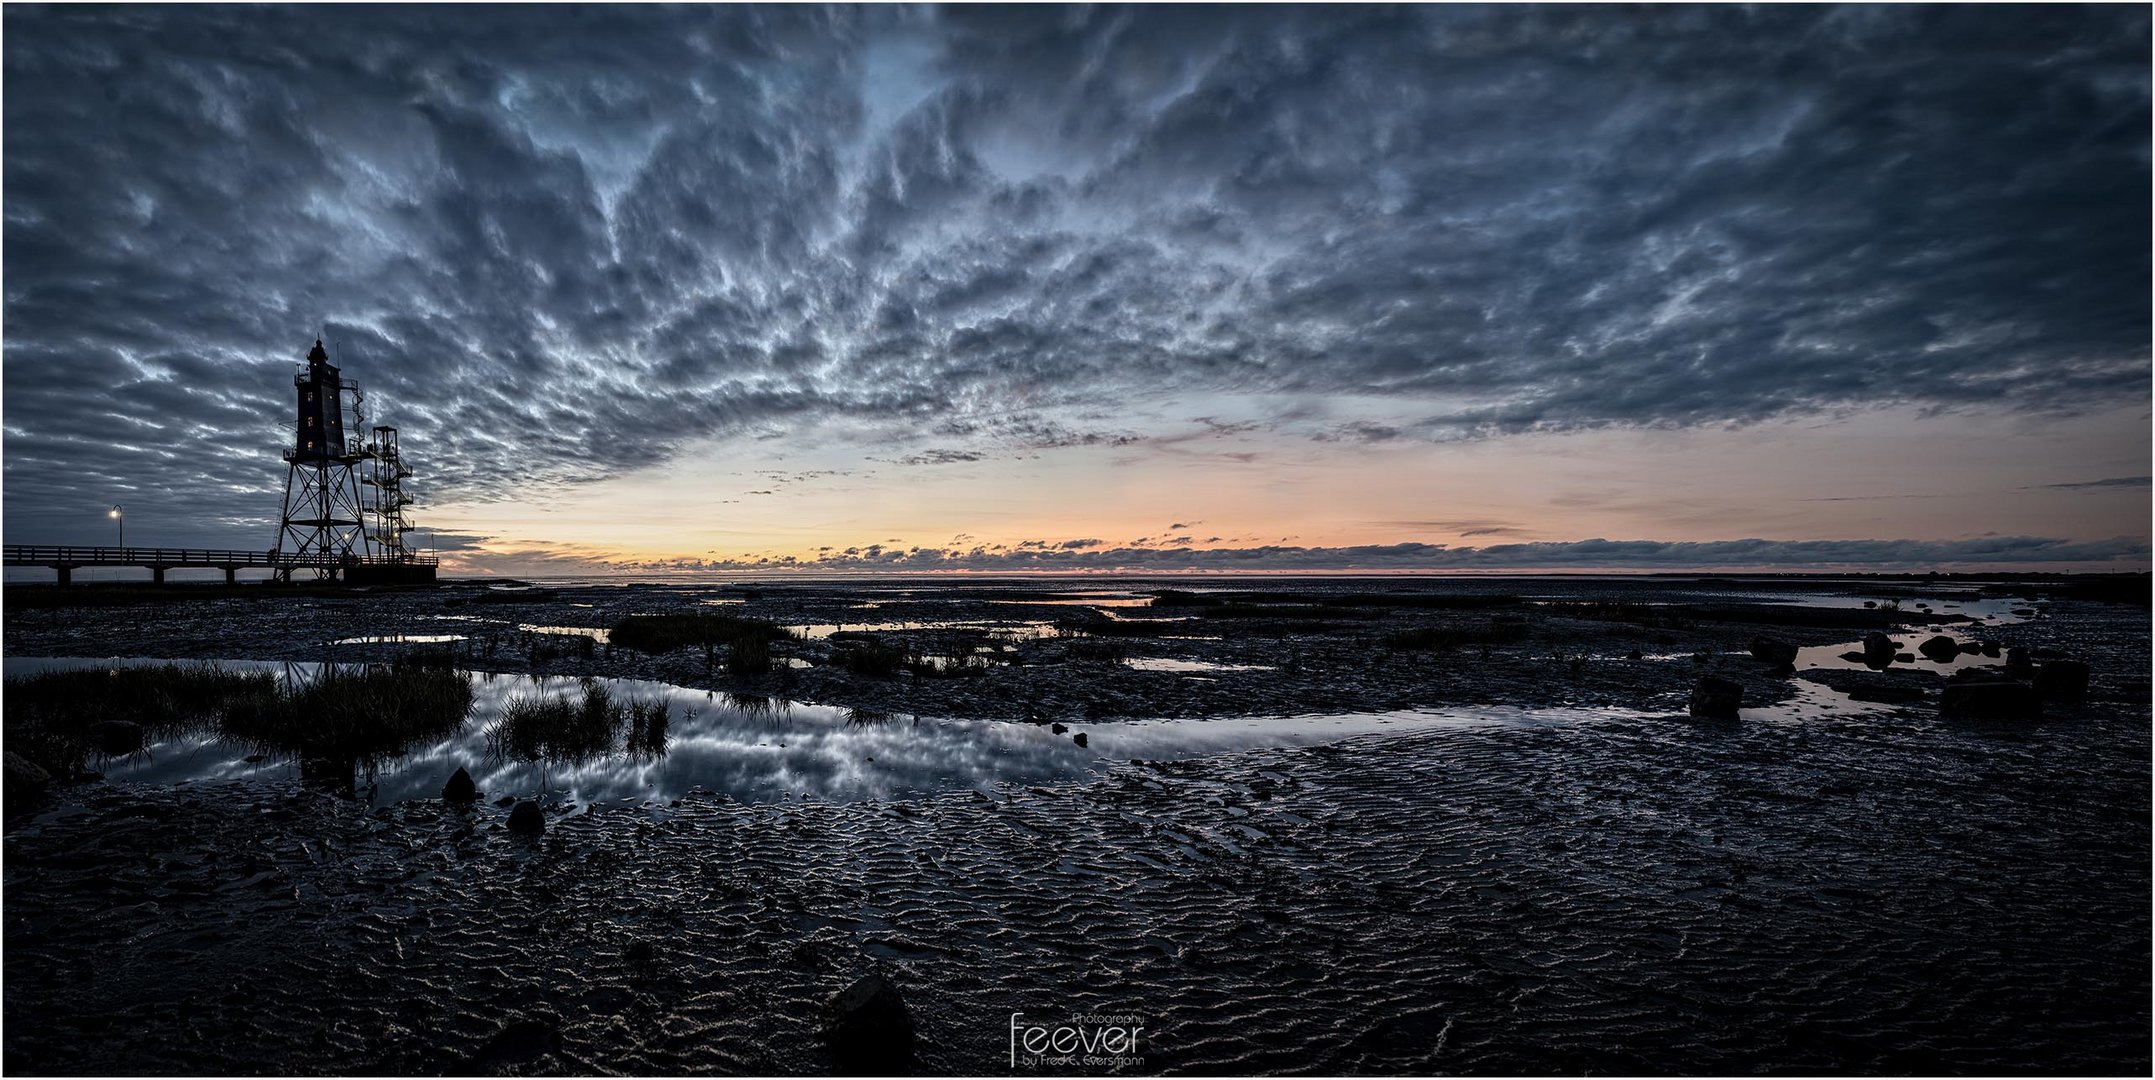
[
  {"xmin": 488, "ymin": 679, "xmax": 671, "ymax": 764},
  {"xmin": 1545, "ymin": 601, "xmax": 1695, "ymax": 629},
  {"xmin": 903, "ymin": 649, "xmax": 997, "ymax": 679},
  {"xmin": 610, "ymin": 613, "xmax": 794, "ymax": 655},
  {"xmin": 221, "ymin": 660, "xmax": 475, "ymax": 765},
  {"xmin": 1382, "ymin": 618, "xmax": 1534, "ymax": 652},
  {"xmin": 831, "ymin": 640, "xmax": 908, "ymax": 678},
  {"xmin": 4, "ymin": 663, "xmax": 274, "ymax": 775}
]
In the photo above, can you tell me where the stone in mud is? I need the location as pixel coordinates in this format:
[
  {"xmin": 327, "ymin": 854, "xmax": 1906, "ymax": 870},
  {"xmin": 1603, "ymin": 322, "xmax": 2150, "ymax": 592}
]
[
  {"xmin": 823, "ymin": 972, "xmax": 915, "ymax": 1074},
  {"xmin": 4, "ymin": 751, "xmax": 51, "ymax": 813},
  {"xmin": 1957, "ymin": 640, "xmax": 1984, "ymax": 655},
  {"xmin": 1940, "ymin": 680, "xmax": 2041, "ymax": 721},
  {"xmin": 1861, "ymin": 632, "xmax": 1896, "ymax": 667},
  {"xmin": 1748, "ymin": 637, "xmax": 1798, "ymax": 666},
  {"xmin": 84, "ymin": 720, "xmax": 144, "ymax": 756},
  {"xmin": 1839, "ymin": 651, "xmax": 1869, "ymax": 664},
  {"xmin": 1894, "ymin": 653, "xmax": 1916, "ymax": 663},
  {"xmin": 1050, "ymin": 723, "xmax": 1067, "ymax": 735},
  {"xmin": 2033, "ymin": 660, "xmax": 2090, "ymax": 702},
  {"xmin": 1980, "ymin": 641, "xmax": 2001, "ymax": 658},
  {"xmin": 1072, "ymin": 732, "xmax": 1088, "ymax": 748},
  {"xmin": 1626, "ymin": 650, "xmax": 1643, "ymax": 660},
  {"xmin": 494, "ymin": 795, "xmax": 518, "ymax": 808},
  {"xmin": 1918, "ymin": 636, "xmax": 1961, "ymax": 663},
  {"xmin": 2005, "ymin": 647, "xmax": 2033, "ymax": 677},
  {"xmin": 1689, "ymin": 676, "xmax": 1743, "ymax": 719},
  {"xmin": 442, "ymin": 767, "xmax": 477, "ymax": 804},
  {"xmin": 507, "ymin": 800, "xmax": 545, "ymax": 835}
]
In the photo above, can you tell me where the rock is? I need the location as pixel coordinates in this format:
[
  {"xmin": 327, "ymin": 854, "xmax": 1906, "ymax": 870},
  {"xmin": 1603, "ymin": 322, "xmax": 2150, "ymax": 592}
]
[
  {"xmin": 1838, "ymin": 651, "xmax": 1869, "ymax": 664},
  {"xmin": 1862, "ymin": 600, "xmax": 1877, "ymax": 609},
  {"xmin": 1626, "ymin": 650, "xmax": 1643, "ymax": 660},
  {"xmin": 1072, "ymin": 732, "xmax": 1088, "ymax": 748},
  {"xmin": 1748, "ymin": 637, "xmax": 1798, "ymax": 666},
  {"xmin": 2005, "ymin": 647, "xmax": 2033, "ymax": 677},
  {"xmin": 1940, "ymin": 680, "xmax": 2041, "ymax": 721},
  {"xmin": 1861, "ymin": 632, "xmax": 1896, "ymax": 667},
  {"xmin": 823, "ymin": 972, "xmax": 915, "ymax": 1074},
  {"xmin": 1894, "ymin": 653, "xmax": 1916, "ymax": 663},
  {"xmin": 4, "ymin": 751, "xmax": 52, "ymax": 813},
  {"xmin": 1049, "ymin": 723, "xmax": 1067, "ymax": 735},
  {"xmin": 442, "ymin": 767, "xmax": 477, "ymax": 804},
  {"xmin": 1918, "ymin": 635, "xmax": 1961, "ymax": 663},
  {"xmin": 84, "ymin": 720, "xmax": 144, "ymax": 756},
  {"xmin": 1689, "ymin": 676, "xmax": 1743, "ymax": 719},
  {"xmin": 507, "ymin": 800, "xmax": 545, "ymax": 835},
  {"xmin": 1956, "ymin": 641, "xmax": 1983, "ymax": 655},
  {"xmin": 625, "ymin": 939, "xmax": 657, "ymax": 968},
  {"xmin": 2011, "ymin": 608, "xmax": 2037, "ymax": 618},
  {"xmin": 494, "ymin": 795, "xmax": 518, "ymax": 808},
  {"xmin": 2033, "ymin": 660, "xmax": 2090, "ymax": 701},
  {"xmin": 1980, "ymin": 641, "xmax": 2001, "ymax": 657}
]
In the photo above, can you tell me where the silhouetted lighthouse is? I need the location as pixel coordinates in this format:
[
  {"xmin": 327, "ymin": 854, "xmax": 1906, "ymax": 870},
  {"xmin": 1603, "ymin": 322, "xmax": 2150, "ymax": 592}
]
[{"xmin": 273, "ymin": 338, "xmax": 434, "ymax": 582}]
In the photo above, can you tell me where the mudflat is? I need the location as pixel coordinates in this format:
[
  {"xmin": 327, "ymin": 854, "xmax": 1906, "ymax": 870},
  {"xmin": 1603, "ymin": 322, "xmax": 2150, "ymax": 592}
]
[{"xmin": 4, "ymin": 575, "xmax": 2147, "ymax": 1074}]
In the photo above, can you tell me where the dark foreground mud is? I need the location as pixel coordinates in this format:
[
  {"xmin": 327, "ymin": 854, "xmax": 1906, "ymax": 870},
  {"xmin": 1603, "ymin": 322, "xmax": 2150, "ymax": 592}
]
[{"xmin": 3, "ymin": 578, "xmax": 2148, "ymax": 1074}]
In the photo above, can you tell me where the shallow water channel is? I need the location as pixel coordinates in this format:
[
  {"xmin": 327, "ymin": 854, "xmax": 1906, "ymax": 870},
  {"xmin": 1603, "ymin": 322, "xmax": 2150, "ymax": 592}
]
[{"xmin": 4, "ymin": 656, "xmax": 1630, "ymax": 809}]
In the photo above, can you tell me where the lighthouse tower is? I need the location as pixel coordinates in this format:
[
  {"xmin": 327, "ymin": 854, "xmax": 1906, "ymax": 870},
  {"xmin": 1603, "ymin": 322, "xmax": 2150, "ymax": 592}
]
[{"xmin": 275, "ymin": 339, "xmax": 370, "ymax": 578}]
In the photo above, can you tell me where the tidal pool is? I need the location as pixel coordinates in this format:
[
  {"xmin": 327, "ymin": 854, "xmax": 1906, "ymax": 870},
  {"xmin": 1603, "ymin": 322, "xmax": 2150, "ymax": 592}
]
[{"xmin": 3, "ymin": 657, "xmax": 1605, "ymax": 810}]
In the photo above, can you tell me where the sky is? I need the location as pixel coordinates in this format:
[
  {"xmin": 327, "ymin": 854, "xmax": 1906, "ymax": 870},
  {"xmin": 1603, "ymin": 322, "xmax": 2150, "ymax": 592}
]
[{"xmin": 3, "ymin": 4, "xmax": 2148, "ymax": 576}]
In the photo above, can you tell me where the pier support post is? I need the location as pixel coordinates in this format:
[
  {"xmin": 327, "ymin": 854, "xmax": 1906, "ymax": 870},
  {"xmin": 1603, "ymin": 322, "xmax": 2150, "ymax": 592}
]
[
  {"xmin": 152, "ymin": 565, "xmax": 167, "ymax": 586},
  {"xmin": 56, "ymin": 565, "xmax": 72, "ymax": 587},
  {"xmin": 225, "ymin": 566, "xmax": 237, "ymax": 585}
]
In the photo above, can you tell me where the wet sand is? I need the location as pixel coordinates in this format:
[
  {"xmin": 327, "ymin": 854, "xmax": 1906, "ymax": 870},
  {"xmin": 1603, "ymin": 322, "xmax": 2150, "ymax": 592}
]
[{"xmin": 3, "ymin": 577, "xmax": 2148, "ymax": 1074}]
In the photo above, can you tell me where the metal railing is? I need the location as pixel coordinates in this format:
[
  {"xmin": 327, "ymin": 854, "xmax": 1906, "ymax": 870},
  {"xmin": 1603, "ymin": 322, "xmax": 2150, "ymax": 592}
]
[{"xmin": 3, "ymin": 545, "xmax": 438, "ymax": 568}]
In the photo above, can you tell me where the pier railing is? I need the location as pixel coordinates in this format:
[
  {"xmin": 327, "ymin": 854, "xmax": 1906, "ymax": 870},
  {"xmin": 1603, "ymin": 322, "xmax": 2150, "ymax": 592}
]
[{"xmin": 4, "ymin": 545, "xmax": 437, "ymax": 584}]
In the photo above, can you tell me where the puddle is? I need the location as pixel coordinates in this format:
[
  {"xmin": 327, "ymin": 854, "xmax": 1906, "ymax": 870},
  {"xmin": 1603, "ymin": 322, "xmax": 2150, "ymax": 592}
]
[
  {"xmin": 5, "ymin": 656, "xmax": 1619, "ymax": 808},
  {"xmin": 1704, "ymin": 591, "xmax": 2039, "ymax": 623},
  {"xmin": 329, "ymin": 634, "xmax": 467, "ymax": 645},
  {"xmin": 519, "ymin": 624, "xmax": 611, "ymax": 644},
  {"xmin": 987, "ymin": 595, "xmax": 1157, "ymax": 609},
  {"xmin": 782, "ymin": 620, "xmax": 1058, "ymax": 642},
  {"xmin": 1125, "ymin": 658, "xmax": 1276, "ymax": 674},
  {"xmin": 1797, "ymin": 628, "xmax": 2008, "ymax": 674}
]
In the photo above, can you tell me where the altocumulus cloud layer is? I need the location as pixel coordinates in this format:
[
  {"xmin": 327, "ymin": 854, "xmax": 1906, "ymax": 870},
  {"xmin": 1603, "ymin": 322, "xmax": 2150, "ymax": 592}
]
[{"xmin": 3, "ymin": 5, "xmax": 2148, "ymax": 565}]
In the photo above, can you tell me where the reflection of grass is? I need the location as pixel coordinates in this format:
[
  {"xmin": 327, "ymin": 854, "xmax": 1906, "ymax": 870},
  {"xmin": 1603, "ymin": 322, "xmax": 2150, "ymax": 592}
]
[
  {"xmin": 5, "ymin": 664, "xmax": 274, "ymax": 776},
  {"xmin": 488, "ymin": 679, "xmax": 671, "ymax": 764},
  {"xmin": 625, "ymin": 700, "xmax": 671, "ymax": 760},
  {"xmin": 222, "ymin": 661, "xmax": 474, "ymax": 764}
]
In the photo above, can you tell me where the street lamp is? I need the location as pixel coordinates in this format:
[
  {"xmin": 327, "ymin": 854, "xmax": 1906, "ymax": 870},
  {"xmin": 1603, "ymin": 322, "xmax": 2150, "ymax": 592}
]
[{"xmin": 109, "ymin": 505, "xmax": 123, "ymax": 551}]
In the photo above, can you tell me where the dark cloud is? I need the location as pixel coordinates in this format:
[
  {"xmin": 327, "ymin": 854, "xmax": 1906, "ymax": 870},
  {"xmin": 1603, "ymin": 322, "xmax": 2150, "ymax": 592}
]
[
  {"xmin": 4, "ymin": 6, "xmax": 2147, "ymax": 545},
  {"xmin": 2043, "ymin": 476, "xmax": 2151, "ymax": 490}
]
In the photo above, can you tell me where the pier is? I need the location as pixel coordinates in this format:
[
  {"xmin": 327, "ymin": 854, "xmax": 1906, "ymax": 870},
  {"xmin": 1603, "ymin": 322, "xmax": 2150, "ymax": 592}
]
[{"xmin": 3, "ymin": 544, "xmax": 437, "ymax": 586}]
